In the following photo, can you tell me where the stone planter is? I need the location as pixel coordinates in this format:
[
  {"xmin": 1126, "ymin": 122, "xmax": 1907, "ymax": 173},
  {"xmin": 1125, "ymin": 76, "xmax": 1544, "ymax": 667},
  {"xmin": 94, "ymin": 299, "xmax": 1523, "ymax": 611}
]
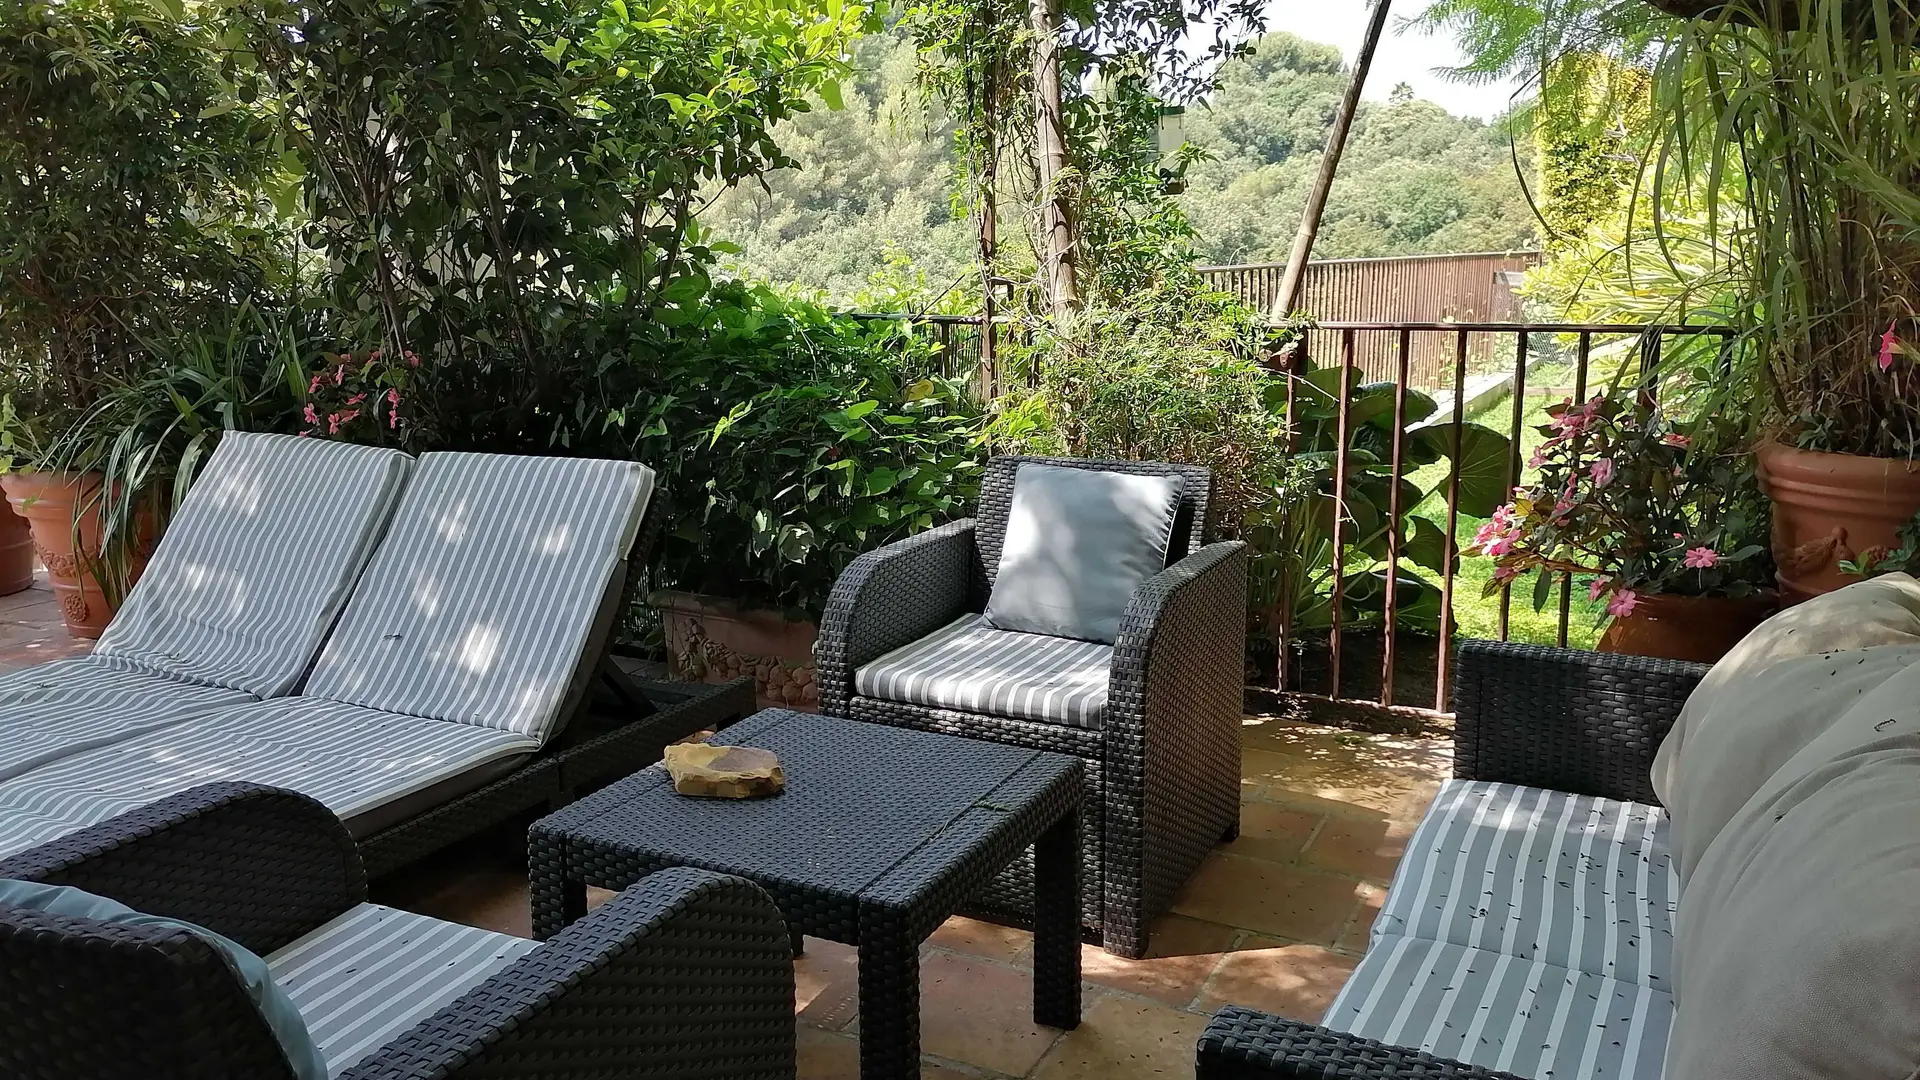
[
  {"xmin": 1597, "ymin": 591, "xmax": 1776, "ymax": 664},
  {"xmin": 1757, "ymin": 441, "xmax": 1920, "ymax": 603},
  {"xmin": 0, "ymin": 471, "xmax": 149, "ymax": 639},
  {"xmin": 652, "ymin": 589, "xmax": 819, "ymax": 711},
  {"xmin": 0, "ymin": 498, "xmax": 33, "ymax": 596}
]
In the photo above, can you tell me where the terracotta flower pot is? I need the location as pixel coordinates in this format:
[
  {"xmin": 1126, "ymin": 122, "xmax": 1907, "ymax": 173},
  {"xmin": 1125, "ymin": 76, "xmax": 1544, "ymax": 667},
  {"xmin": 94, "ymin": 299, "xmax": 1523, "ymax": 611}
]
[
  {"xmin": 0, "ymin": 471, "xmax": 149, "ymax": 639},
  {"xmin": 652, "ymin": 589, "xmax": 819, "ymax": 711},
  {"xmin": 1597, "ymin": 591, "xmax": 1777, "ymax": 664},
  {"xmin": 0, "ymin": 499, "xmax": 34, "ymax": 596},
  {"xmin": 1756, "ymin": 441, "xmax": 1920, "ymax": 603}
]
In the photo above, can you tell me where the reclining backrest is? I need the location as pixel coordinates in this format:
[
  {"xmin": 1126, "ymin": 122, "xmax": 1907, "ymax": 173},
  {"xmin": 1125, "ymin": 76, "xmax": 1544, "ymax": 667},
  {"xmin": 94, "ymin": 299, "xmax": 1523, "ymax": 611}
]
[
  {"xmin": 303, "ymin": 453, "xmax": 653, "ymax": 744},
  {"xmin": 94, "ymin": 433, "xmax": 413, "ymax": 697}
]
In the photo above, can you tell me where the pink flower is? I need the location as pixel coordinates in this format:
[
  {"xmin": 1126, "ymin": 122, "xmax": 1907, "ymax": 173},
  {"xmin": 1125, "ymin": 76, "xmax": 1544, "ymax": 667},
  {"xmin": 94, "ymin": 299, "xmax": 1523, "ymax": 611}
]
[
  {"xmin": 387, "ymin": 388, "xmax": 400, "ymax": 405},
  {"xmin": 1527, "ymin": 450, "xmax": 1547, "ymax": 469},
  {"xmin": 1606, "ymin": 588, "xmax": 1640, "ymax": 618},
  {"xmin": 337, "ymin": 408, "xmax": 360, "ymax": 426},
  {"xmin": 1588, "ymin": 577, "xmax": 1610, "ymax": 601},
  {"xmin": 1590, "ymin": 457, "xmax": 1616, "ymax": 487},
  {"xmin": 333, "ymin": 364, "xmax": 347, "ymax": 386},
  {"xmin": 405, "ymin": 350, "xmax": 421, "ymax": 368},
  {"xmin": 1492, "ymin": 564, "xmax": 1522, "ymax": 585},
  {"xmin": 308, "ymin": 373, "xmax": 324, "ymax": 394},
  {"xmin": 327, "ymin": 412, "xmax": 342, "ymax": 434},
  {"xmin": 303, "ymin": 403, "xmax": 319, "ymax": 426},
  {"xmin": 1880, "ymin": 322, "xmax": 1899, "ymax": 372},
  {"xmin": 1483, "ymin": 533, "xmax": 1516, "ymax": 557},
  {"xmin": 345, "ymin": 392, "xmax": 367, "ymax": 406},
  {"xmin": 1661, "ymin": 433, "xmax": 1691, "ymax": 449},
  {"xmin": 368, "ymin": 348, "xmax": 382, "ymax": 361},
  {"xmin": 1684, "ymin": 546, "xmax": 1719, "ymax": 569}
]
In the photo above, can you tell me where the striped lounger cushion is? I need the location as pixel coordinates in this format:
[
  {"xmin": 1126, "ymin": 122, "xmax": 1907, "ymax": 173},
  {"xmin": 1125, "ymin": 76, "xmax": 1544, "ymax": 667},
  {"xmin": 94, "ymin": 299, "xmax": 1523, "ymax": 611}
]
[
  {"xmin": 268, "ymin": 903, "xmax": 537, "ymax": 1077},
  {"xmin": 854, "ymin": 613, "xmax": 1112, "ymax": 729},
  {"xmin": 0, "ymin": 699, "xmax": 537, "ymax": 860},
  {"xmin": 93, "ymin": 432, "xmax": 413, "ymax": 698},
  {"xmin": 303, "ymin": 453, "xmax": 654, "ymax": 744},
  {"xmin": 0, "ymin": 658, "xmax": 251, "ymax": 784}
]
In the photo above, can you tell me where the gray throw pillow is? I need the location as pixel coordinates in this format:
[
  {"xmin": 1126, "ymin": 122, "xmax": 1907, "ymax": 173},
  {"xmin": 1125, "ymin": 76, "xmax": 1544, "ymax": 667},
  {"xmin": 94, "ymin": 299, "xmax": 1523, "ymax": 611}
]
[
  {"xmin": 0, "ymin": 877, "xmax": 328, "ymax": 1080},
  {"xmin": 983, "ymin": 463, "xmax": 1183, "ymax": 643}
]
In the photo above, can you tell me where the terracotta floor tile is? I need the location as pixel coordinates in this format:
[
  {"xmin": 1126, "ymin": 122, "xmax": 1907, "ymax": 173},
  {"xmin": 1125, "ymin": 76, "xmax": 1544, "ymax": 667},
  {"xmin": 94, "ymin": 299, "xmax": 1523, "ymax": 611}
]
[
  {"xmin": 796, "ymin": 1025, "xmax": 981, "ymax": 1079},
  {"xmin": 1301, "ymin": 815, "xmax": 1411, "ymax": 884},
  {"xmin": 1079, "ymin": 914, "xmax": 1236, "ymax": 1008},
  {"xmin": 928, "ymin": 915, "xmax": 1032, "ymax": 964},
  {"xmin": 1244, "ymin": 748, "xmax": 1440, "ymax": 818},
  {"xmin": 916, "ymin": 951, "xmax": 1068, "ymax": 1077},
  {"xmin": 1030, "ymin": 994, "xmax": 1210, "ymax": 1079},
  {"xmin": 1335, "ymin": 883, "xmax": 1386, "ymax": 954},
  {"xmin": 796, "ymin": 937, "xmax": 860, "ymax": 1020},
  {"xmin": 1196, "ymin": 938, "xmax": 1358, "ymax": 1020},
  {"xmin": 1239, "ymin": 720, "xmax": 1452, "ymax": 773},
  {"xmin": 1219, "ymin": 802, "xmax": 1322, "ymax": 864},
  {"xmin": 1170, "ymin": 855, "xmax": 1366, "ymax": 944}
]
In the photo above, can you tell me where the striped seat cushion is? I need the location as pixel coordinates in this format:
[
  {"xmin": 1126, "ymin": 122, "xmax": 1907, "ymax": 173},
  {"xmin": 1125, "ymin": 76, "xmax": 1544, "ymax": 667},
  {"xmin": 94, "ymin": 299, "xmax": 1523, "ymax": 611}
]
[
  {"xmin": 1372, "ymin": 779, "xmax": 1676, "ymax": 990},
  {"xmin": 305, "ymin": 453, "xmax": 654, "ymax": 743},
  {"xmin": 94, "ymin": 432, "xmax": 412, "ymax": 698},
  {"xmin": 0, "ymin": 699, "xmax": 537, "ymax": 860},
  {"xmin": 855, "ymin": 614, "xmax": 1111, "ymax": 730},
  {"xmin": 268, "ymin": 903, "xmax": 537, "ymax": 1076},
  {"xmin": 0, "ymin": 657, "xmax": 252, "ymax": 783},
  {"xmin": 1324, "ymin": 935, "xmax": 1672, "ymax": 1080}
]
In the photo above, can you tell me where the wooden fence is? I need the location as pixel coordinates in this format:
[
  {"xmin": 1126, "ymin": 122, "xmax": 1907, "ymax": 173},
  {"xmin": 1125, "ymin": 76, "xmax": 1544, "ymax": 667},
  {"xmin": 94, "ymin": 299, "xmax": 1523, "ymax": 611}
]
[{"xmin": 1200, "ymin": 251, "xmax": 1542, "ymax": 386}]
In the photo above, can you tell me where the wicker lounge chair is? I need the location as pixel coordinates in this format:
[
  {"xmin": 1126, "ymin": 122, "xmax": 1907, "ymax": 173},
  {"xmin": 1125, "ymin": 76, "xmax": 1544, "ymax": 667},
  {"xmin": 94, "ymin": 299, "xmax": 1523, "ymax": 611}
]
[
  {"xmin": 816, "ymin": 454, "xmax": 1248, "ymax": 958},
  {"xmin": 0, "ymin": 450, "xmax": 753, "ymax": 877},
  {"xmin": 0, "ymin": 432, "xmax": 413, "ymax": 782},
  {"xmin": 1196, "ymin": 640, "xmax": 1702, "ymax": 1080},
  {"xmin": 0, "ymin": 781, "xmax": 795, "ymax": 1079}
]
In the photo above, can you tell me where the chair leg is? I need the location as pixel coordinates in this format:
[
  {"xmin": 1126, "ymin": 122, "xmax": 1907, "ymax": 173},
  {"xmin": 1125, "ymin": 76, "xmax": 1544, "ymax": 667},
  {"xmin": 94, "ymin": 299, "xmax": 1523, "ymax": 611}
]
[{"xmin": 1220, "ymin": 818, "xmax": 1240, "ymax": 843}]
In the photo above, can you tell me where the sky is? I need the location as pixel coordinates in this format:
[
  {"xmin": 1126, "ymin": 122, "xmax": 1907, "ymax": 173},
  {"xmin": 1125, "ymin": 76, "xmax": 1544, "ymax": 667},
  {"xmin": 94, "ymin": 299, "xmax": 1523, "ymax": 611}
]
[{"xmin": 1263, "ymin": 5, "xmax": 1530, "ymax": 120}]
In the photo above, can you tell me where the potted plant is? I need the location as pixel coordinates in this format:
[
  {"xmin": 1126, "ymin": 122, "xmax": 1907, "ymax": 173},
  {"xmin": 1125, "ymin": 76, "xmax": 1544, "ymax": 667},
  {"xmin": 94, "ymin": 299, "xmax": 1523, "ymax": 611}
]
[{"xmin": 1469, "ymin": 393, "xmax": 1774, "ymax": 663}]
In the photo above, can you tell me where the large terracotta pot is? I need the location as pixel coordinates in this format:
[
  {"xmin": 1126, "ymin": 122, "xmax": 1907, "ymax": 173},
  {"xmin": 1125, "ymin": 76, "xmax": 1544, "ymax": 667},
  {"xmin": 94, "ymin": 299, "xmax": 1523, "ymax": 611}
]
[
  {"xmin": 1597, "ymin": 591, "xmax": 1776, "ymax": 664},
  {"xmin": 0, "ymin": 499, "xmax": 33, "ymax": 596},
  {"xmin": 1756, "ymin": 441, "xmax": 1920, "ymax": 603},
  {"xmin": 652, "ymin": 589, "xmax": 819, "ymax": 710},
  {"xmin": 0, "ymin": 472, "xmax": 148, "ymax": 639}
]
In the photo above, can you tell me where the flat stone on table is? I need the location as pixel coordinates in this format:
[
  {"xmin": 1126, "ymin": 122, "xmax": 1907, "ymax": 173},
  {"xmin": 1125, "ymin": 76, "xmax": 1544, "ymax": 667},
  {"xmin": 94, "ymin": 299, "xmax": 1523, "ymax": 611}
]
[{"xmin": 664, "ymin": 743, "xmax": 785, "ymax": 798}]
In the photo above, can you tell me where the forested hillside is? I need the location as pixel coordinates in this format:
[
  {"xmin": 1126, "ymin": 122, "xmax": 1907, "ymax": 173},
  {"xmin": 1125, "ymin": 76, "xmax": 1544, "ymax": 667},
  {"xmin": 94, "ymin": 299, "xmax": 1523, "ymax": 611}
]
[{"xmin": 702, "ymin": 29, "xmax": 1540, "ymax": 305}]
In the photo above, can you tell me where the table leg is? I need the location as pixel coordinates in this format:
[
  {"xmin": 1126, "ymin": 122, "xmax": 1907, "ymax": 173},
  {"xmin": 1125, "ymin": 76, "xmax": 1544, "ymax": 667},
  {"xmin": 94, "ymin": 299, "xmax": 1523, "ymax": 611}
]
[
  {"xmin": 529, "ymin": 834, "xmax": 588, "ymax": 940},
  {"xmin": 857, "ymin": 927, "xmax": 921, "ymax": 1079},
  {"xmin": 1032, "ymin": 806, "xmax": 1082, "ymax": 1030}
]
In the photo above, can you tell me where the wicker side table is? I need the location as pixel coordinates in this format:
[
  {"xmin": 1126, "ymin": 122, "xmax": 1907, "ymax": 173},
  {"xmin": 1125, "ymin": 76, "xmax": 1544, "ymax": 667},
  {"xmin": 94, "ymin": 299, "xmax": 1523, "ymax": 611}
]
[{"xmin": 530, "ymin": 709, "xmax": 1083, "ymax": 1080}]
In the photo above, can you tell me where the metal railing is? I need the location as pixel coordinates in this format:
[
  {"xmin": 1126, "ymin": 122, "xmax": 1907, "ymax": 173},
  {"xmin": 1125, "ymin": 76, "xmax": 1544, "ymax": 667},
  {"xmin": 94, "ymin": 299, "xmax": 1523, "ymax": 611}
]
[{"xmin": 1270, "ymin": 321, "xmax": 1737, "ymax": 714}]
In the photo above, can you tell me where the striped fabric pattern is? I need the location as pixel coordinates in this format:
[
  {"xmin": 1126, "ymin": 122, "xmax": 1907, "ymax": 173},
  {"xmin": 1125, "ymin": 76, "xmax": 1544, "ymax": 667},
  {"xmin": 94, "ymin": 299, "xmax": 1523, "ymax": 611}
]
[
  {"xmin": 1370, "ymin": 780, "xmax": 1676, "ymax": 989},
  {"xmin": 1324, "ymin": 935, "xmax": 1673, "ymax": 1080},
  {"xmin": 305, "ymin": 453, "xmax": 654, "ymax": 743},
  {"xmin": 267, "ymin": 902, "xmax": 537, "ymax": 1077},
  {"xmin": 855, "ymin": 614, "xmax": 1111, "ymax": 729},
  {"xmin": 0, "ymin": 657, "xmax": 252, "ymax": 784},
  {"xmin": 0, "ymin": 699, "xmax": 537, "ymax": 860},
  {"xmin": 95, "ymin": 432, "xmax": 413, "ymax": 698}
]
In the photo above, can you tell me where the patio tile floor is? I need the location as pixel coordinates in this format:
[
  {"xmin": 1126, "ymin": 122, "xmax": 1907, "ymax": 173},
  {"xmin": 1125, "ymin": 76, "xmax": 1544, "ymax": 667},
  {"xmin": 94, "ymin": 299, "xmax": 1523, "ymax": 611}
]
[{"xmin": 0, "ymin": 610, "xmax": 1453, "ymax": 1079}]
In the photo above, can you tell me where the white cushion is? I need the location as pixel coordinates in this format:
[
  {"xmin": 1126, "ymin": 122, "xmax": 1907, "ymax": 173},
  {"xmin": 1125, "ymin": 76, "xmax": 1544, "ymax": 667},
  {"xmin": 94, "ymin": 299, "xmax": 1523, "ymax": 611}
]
[
  {"xmin": 95, "ymin": 432, "xmax": 412, "ymax": 697},
  {"xmin": 983, "ymin": 463, "xmax": 1181, "ymax": 643},
  {"xmin": 0, "ymin": 656, "xmax": 252, "ymax": 783},
  {"xmin": 1372, "ymin": 779, "xmax": 1675, "ymax": 990},
  {"xmin": 304, "ymin": 453, "xmax": 653, "ymax": 742},
  {"xmin": 1652, "ymin": 573, "xmax": 1920, "ymax": 884},
  {"xmin": 855, "ymin": 614, "xmax": 1111, "ymax": 729},
  {"xmin": 1325, "ymin": 935, "xmax": 1672, "ymax": 1080},
  {"xmin": 0, "ymin": 698, "xmax": 536, "ymax": 859},
  {"xmin": 268, "ymin": 903, "xmax": 536, "ymax": 1077}
]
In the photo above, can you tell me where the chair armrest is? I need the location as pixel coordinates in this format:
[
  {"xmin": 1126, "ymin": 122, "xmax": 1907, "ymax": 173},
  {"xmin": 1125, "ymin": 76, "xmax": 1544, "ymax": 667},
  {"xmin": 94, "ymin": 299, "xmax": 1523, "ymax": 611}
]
[
  {"xmin": 1452, "ymin": 639, "xmax": 1709, "ymax": 805},
  {"xmin": 0, "ymin": 781, "xmax": 364, "ymax": 955},
  {"xmin": 817, "ymin": 518, "xmax": 978, "ymax": 715},
  {"xmin": 1104, "ymin": 541, "xmax": 1248, "ymax": 954},
  {"xmin": 348, "ymin": 867, "xmax": 795, "ymax": 1080},
  {"xmin": 1197, "ymin": 1007, "xmax": 1525, "ymax": 1079}
]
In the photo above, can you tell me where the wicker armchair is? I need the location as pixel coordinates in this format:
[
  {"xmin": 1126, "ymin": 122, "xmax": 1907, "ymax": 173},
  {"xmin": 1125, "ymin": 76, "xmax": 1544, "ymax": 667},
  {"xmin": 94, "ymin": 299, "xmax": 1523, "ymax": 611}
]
[
  {"xmin": 1195, "ymin": 639, "xmax": 1709, "ymax": 1079},
  {"xmin": 817, "ymin": 454, "xmax": 1248, "ymax": 959},
  {"xmin": 0, "ymin": 782, "xmax": 796, "ymax": 1080}
]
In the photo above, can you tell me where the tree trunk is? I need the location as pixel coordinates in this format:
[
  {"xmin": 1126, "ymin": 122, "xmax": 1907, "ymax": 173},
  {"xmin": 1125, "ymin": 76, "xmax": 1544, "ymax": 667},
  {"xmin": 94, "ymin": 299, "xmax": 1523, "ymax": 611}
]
[
  {"xmin": 1030, "ymin": 0, "xmax": 1079, "ymax": 317},
  {"xmin": 1272, "ymin": 0, "xmax": 1392, "ymax": 322}
]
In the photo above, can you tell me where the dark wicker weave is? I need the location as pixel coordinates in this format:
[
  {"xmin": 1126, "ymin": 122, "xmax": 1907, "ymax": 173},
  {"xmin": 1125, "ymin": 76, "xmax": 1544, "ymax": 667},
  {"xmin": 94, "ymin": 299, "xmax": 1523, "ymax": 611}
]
[
  {"xmin": 531, "ymin": 710, "xmax": 1084, "ymax": 1080},
  {"xmin": 0, "ymin": 781, "xmax": 796, "ymax": 1080},
  {"xmin": 1195, "ymin": 640, "xmax": 1709, "ymax": 1079},
  {"xmin": 816, "ymin": 455, "xmax": 1246, "ymax": 959}
]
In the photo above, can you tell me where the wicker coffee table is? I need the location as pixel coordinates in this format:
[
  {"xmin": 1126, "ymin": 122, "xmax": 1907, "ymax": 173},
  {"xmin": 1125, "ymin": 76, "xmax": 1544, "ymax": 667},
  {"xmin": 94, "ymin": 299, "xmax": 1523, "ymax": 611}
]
[{"xmin": 530, "ymin": 709, "xmax": 1084, "ymax": 1080}]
